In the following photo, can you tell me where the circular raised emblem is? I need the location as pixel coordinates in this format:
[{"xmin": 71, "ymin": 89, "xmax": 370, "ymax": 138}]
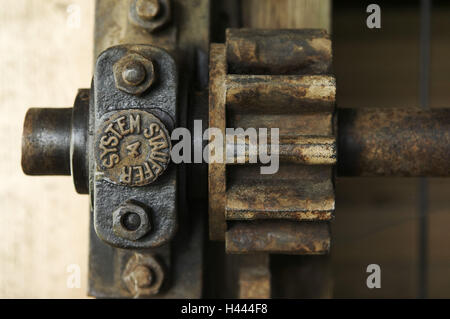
[{"xmin": 95, "ymin": 110, "xmax": 171, "ymax": 186}]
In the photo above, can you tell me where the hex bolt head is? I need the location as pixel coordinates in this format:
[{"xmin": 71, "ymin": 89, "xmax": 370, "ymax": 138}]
[
  {"xmin": 122, "ymin": 253, "xmax": 165, "ymax": 297},
  {"xmin": 121, "ymin": 212, "xmax": 141, "ymax": 231},
  {"xmin": 113, "ymin": 53, "xmax": 155, "ymax": 95},
  {"xmin": 133, "ymin": 265, "xmax": 154, "ymax": 288},
  {"xmin": 136, "ymin": 0, "xmax": 160, "ymax": 21},
  {"xmin": 122, "ymin": 61, "xmax": 146, "ymax": 86},
  {"xmin": 113, "ymin": 200, "xmax": 152, "ymax": 241},
  {"xmin": 129, "ymin": 0, "xmax": 171, "ymax": 33}
]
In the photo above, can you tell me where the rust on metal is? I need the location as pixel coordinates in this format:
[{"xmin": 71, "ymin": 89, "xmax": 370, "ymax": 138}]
[
  {"xmin": 208, "ymin": 43, "xmax": 227, "ymax": 241},
  {"xmin": 209, "ymin": 28, "xmax": 336, "ymax": 250},
  {"xmin": 277, "ymin": 136, "xmax": 336, "ymax": 165},
  {"xmin": 22, "ymin": 108, "xmax": 72, "ymax": 176},
  {"xmin": 338, "ymin": 108, "xmax": 450, "ymax": 177},
  {"xmin": 226, "ymin": 221, "xmax": 331, "ymax": 254},
  {"xmin": 129, "ymin": 0, "xmax": 172, "ymax": 33},
  {"xmin": 226, "ymin": 164, "xmax": 334, "ymax": 221},
  {"xmin": 135, "ymin": 0, "xmax": 160, "ymax": 20},
  {"xmin": 226, "ymin": 29, "xmax": 332, "ymax": 75},
  {"xmin": 226, "ymin": 75, "xmax": 336, "ymax": 113},
  {"xmin": 226, "ymin": 135, "xmax": 336, "ymax": 165},
  {"xmin": 231, "ymin": 113, "xmax": 333, "ymax": 137},
  {"xmin": 226, "ymin": 182, "xmax": 334, "ymax": 221},
  {"xmin": 122, "ymin": 253, "xmax": 166, "ymax": 297},
  {"xmin": 222, "ymin": 24, "xmax": 336, "ymax": 254}
]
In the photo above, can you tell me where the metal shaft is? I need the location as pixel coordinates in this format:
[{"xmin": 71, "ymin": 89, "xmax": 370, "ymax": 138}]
[
  {"xmin": 21, "ymin": 108, "xmax": 72, "ymax": 175},
  {"xmin": 338, "ymin": 108, "xmax": 450, "ymax": 177}
]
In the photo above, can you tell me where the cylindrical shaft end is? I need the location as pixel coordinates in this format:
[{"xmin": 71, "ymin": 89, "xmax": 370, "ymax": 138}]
[{"xmin": 22, "ymin": 108, "xmax": 72, "ymax": 176}]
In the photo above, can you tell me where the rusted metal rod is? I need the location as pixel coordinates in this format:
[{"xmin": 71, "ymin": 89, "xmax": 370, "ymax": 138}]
[
  {"xmin": 22, "ymin": 108, "xmax": 72, "ymax": 176},
  {"xmin": 226, "ymin": 29, "xmax": 332, "ymax": 75},
  {"xmin": 338, "ymin": 108, "xmax": 450, "ymax": 177}
]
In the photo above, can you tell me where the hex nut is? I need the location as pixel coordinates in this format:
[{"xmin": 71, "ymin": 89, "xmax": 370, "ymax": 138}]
[
  {"xmin": 122, "ymin": 253, "xmax": 165, "ymax": 297},
  {"xmin": 113, "ymin": 200, "xmax": 152, "ymax": 241},
  {"xmin": 129, "ymin": 0, "xmax": 171, "ymax": 33},
  {"xmin": 122, "ymin": 60, "xmax": 146, "ymax": 86},
  {"xmin": 113, "ymin": 53, "xmax": 155, "ymax": 95}
]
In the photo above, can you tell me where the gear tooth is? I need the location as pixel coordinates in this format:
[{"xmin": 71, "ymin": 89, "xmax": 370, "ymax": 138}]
[{"xmin": 210, "ymin": 29, "xmax": 335, "ymax": 254}]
